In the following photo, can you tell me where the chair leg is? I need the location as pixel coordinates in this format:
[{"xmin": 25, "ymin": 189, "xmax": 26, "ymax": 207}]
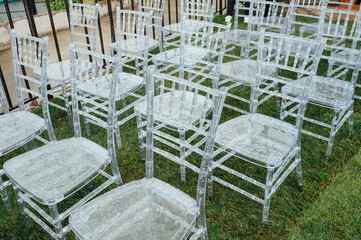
[
  {"xmin": 136, "ymin": 114, "xmax": 146, "ymax": 162},
  {"xmin": 114, "ymin": 115, "xmax": 122, "ymax": 151},
  {"xmin": 326, "ymin": 108, "xmax": 341, "ymax": 161},
  {"xmin": 13, "ymin": 185, "xmax": 32, "ymax": 228},
  {"xmin": 349, "ymin": 102, "xmax": 354, "ymax": 139},
  {"xmin": 274, "ymin": 82, "xmax": 280, "ymax": 113},
  {"xmin": 29, "ymin": 140, "xmax": 37, "ymax": 150},
  {"xmin": 121, "ymin": 98, "xmax": 128, "ymax": 117},
  {"xmin": 61, "ymin": 84, "xmax": 72, "ymax": 127},
  {"xmin": 239, "ymin": 85, "xmax": 245, "ymax": 97},
  {"xmin": 0, "ymin": 172, "xmax": 12, "ymax": 214},
  {"xmin": 262, "ymin": 165, "xmax": 275, "ymax": 226},
  {"xmin": 49, "ymin": 203, "xmax": 65, "ymax": 240},
  {"xmin": 280, "ymin": 96, "xmax": 286, "ymax": 120},
  {"xmin": 207, "ymin": 160, "xmax": 214, "ymax": 199},
  {"xmin": 80, "ymin": 100, "xmax": 91, "ymax": 137},
  {"xmin": 135, "ymin": 58, "xmax": 140, "ymax": 75},
  {"xmin": 295, "ymin": 149, "xmax": 303, "ymax": 191},
  {"xmin": 179, "ymin": 128, "xmax": 186, "ymax": 185}
]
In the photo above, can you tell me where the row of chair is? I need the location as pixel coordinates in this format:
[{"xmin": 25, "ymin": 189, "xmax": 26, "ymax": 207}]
[{"xmin": 1, "ymin": 0, "xmax": 360, "ymax": 238}]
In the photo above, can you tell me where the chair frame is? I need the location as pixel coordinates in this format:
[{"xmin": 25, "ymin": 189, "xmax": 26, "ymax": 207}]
[
  {"xmin": 209, "ymin": 29, "xmax": 324, "ymax": 225},
  {"xmin": 282, "ymin": 7, "xmax": 361, "ymax": 160},
  {"xmin": 161, "ymin": 0, "xmax": 216, "ymax": 50},
  {"xmin": 2, "ymin": 47, "xmax": 123, "ymax": 240},
  {"xmin": 39, "ymin": 0, "xmax": 99, "ymax": 125}
]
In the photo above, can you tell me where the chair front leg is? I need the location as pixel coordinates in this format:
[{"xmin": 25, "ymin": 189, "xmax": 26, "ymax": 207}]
[
  {"xmin": 49, "ymin": 203, "xmax": 65, "ymax": 240},
  {"xmin": 295, "ymin": 148, "xmax": 303, "ymax": 190},
  {"xmin": 179, "ymin": 128, "xmax": 186, "ymax": 185},
  {"xmin": 0, "ymin": 170, "xmax": 12, "ymax": 214},
  {"xmin": 348, "ymin": 101, "xmax": 354, "ymax": 139},
  {"xmin": 262, "ymin": 164, "xmax": 275, "ymax": 226},
  {"xmin": 13, "ymin": 185, "xmax": 32, "ymax": 228},
  {"xmin": 136, "ymin": 114, "xmax": 146, "ymax": 162},
  {"xmin": 326, "ymin": 107, "xmax": 341, "ymax": 161},
  {"xmin": 61, "ymin": 84, "xmax": 73, "ymax": 127}
]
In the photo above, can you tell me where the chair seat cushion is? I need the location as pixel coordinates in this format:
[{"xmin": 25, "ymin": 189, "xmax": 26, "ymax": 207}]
[
  {"xmin": 69, "ymin": 178, "xmax": 198, "ymax": 240},
  {"xmin": 109, "ymin": 38, "xmax": 159, "ymax": 54},
  {"xmin": 152, "ymin": 46, "xmax": 209, "ymax": 68},
  {"xmin": 134, "ymin": 90, "xmax": 213, "ymax": 129},
  {"xmin": 34, "ymin": 60, "xmax": 91, "ymax": 83},
  {"xmin": 162, "ymin": 20, "xmax": 206, "ymax": 34},
  {"xmin": 214, "ymin": 29, "xmax": 258, "ymax": 45},
  {"xmin": 300, "ymin": 22, "xmax": 346, "ymax": 36},
  {"xmin": 282, "ymin": 76, "xmax": 354, "ymax": 108},
  {"xmin": 220, "ymin": 59, "xmax": 276, "ymax": 84},
  {"xmin": 330, "ymin": 49, "xmax": 360, "ymax": 64},
  {"xmin": 77, "ymin": 72, "xmax": 144, "ymax": 100},
  {"xmin": 215, "ymin": 113, "xmax": 298, "ymax": 167},
  {"xmin": 4, "ymin": 137, "xmax": 109, "ymax": 204},
  {"xmin": 0, "ymin": 111, "xmax": 46, "ymax": 156}
]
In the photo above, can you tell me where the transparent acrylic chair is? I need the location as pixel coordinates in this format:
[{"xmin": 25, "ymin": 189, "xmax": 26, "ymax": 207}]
[
  {"xmin": 219, "ymin": 2, "xmax": 287, "ymax": 115},
  {"xmin": 153, "ymin": 19, "xmax": 231, "ymax": 87},
  {"xmin": 281, "ymin": 9, "xmax": 361, "ymax": 160},
  {"xmin": 299, "ymin": 0, "xmax": 355, "ymax": 42},
  {"xmin": 3, "ymin": 48, "xmax": 123, "ymax": 239},
  {"xmin": 110, "ymin": 0, "xmax": 165, "ymax": 56},
  {"xmin": 139, "ymin": 0, "xmax": 166, "ymax": 55},
  {"xmin": 82, "ymin": 10, "xmax": 151, "ymax": 150},
  {"xmin": 143, "ymin": 21, "xmax": 229, "ymax": 184},
  {"xmin": 109, "ymin": 8, "xmax": 154, "ymax": 75},
  {"xmin": 0, "ymin": 30, "xmax": 56, "ymax": 214},
  {"xmin": 287, "ymin": 0, "xmax": 328, "ymax": 38},
  {"xmin": 222, "ymin": 0, "xmax": 293, "ymax": 59},
  {"xmin": 327, "ymin": 8, "xmax": 361, "ymax": 101},
  {"xmin": 69, "ymin": 66, "xmax": 227, "ymax": 239},
  {"xmin": 33, "ymin": 0, "xmax": 99, "ymax": 124},
  {"xmin": 209, "ymin": 29, "xmax": 324, "ymax": 225},
  {"xmin": 161, "ymin": 0, "xmax": 216, "ymax": 50}
]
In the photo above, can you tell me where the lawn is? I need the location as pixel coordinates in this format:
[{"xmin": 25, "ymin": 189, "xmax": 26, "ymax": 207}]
[{"xmin": 0, "ymin": 15, "xmax": 361, "ymax": 240}]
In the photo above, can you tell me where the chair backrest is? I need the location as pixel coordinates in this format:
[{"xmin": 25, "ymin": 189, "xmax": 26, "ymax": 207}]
[
  {"xmin": 69, "ymin": 0, "xmax": 99, "ymax": 51},
  {"xmin": 138, "ymin": 0, "xmax": 165, "ymax": 41},
  {"xmin": 70, "ymin": 46, "xmax": 122, "ymax": 178},
  {"xmin": 245, "ymin": 0, "xmax": 294, "ymax": 34},
  {"xmin": 287, "ymin": 0, "xmax": 327, "ymax": 38},
  {"xmin": 10, "ymin": 30, "xmax": 56, "ymax": 141},
  {"xmin": 0, "ymin": 81, "xmax": 8, "ymax": 114},
  {"xmin": 321, "ymin": 6, "xmax": 361, "ymax": 48},
  {"xmin": 181, "ymin": 0, "xmax": 216, "ymax": 22},
  {"xmin": 144, "ymin": 66, "xmax": 227, "ymax": 237},
  {"xmin": 115, "ymin": 9, "xmax": 152, "ymax": 65},
  {"xmin": 253, "ymin": 29, "xmax": 324, "ymax": 137},
  {"xmin": 179, "ymin": 19, "xmax": 231, "ymax": 87}
]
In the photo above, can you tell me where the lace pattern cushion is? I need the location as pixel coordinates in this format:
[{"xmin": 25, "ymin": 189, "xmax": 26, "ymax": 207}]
[
  {"xmin": 282, "ymin": 76, "xmax": 354, "ymax": 108},
  {"xmin": 213, "ymin": 29, "xmax": 257, "ymax": 45},
  {"xmin": 330, "ymin": 49, "xmax": 360, "ymax": 64},
  {"xmin": 300, "ymin": 22, "xmax": 346, "ymax": 35},
  {"xmin": 4, "ymin": 137, "xmax": 109, "ymax": 204},
  {"xmin": 215, "ymin": 114, "xmax": 298, "ymax": 167},
  {"xmin": 162, "ymin": 20, "xmax": 207, "ymax": 34},
  {"xmin": 134, "ymin": 90, "xmax": 213, "ymax": 129},
  {"xmin": 109, "ymin": 38, "xmax": 159, "ymax": 54},
  {"xmin": 152, "ymin": 46, "xmax": 209, "ymax": 67},
  {"xmin": 33, "ymin": 60, "xmax": 91, "ymax": 83},
  {"xmin": 220, "ymin": 59, "xmax": 276, "ymax": 84},
  {"xmin": 70, "ymin": 178, "xmax": 198, "ymax": 240},
  {"xmin": 77, "ymin": 72, "xmax": 145, "ymax": 100},
  {"xmin": 0, "ymin": 111, "xmax": 46, "ymax": 156}
]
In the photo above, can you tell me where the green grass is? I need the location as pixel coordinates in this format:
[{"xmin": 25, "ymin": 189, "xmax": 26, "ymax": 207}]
[
  {"xmin": 287, "ymin": 149, "xmax": 361, "ymax": 240},
  {"xmin": 1, "ymin": 15, "xmax": 361, "ymax": 239}
]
